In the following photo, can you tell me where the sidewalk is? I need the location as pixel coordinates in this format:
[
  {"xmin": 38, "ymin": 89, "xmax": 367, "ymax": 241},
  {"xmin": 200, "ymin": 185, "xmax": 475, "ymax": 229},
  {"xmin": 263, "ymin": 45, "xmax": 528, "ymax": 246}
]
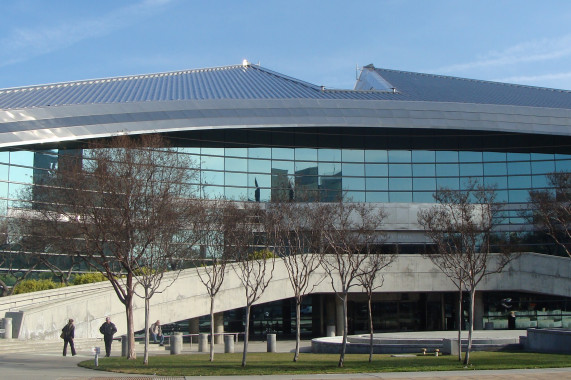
[{"xmin": 0, "ymin": 338, "xmax": 569, "ymax": 380}]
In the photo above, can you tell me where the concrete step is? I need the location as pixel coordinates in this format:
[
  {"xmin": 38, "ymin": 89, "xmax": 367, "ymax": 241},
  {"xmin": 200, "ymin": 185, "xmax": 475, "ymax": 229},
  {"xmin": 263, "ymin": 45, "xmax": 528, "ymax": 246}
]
[{"xmin": 0, "ymin": 337, "xmax": 172, "ymax": 354}]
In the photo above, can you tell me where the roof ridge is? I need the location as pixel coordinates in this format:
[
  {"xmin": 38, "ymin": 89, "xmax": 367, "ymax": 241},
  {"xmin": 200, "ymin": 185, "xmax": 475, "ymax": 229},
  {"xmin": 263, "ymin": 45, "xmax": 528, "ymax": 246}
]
[
  {"xmin": 0, "ymin": 64, "xmax": 247, "ymax": 95},
  {"xmin": 375, "ymin": 67, "xmax": 571, "ymax": 94}
]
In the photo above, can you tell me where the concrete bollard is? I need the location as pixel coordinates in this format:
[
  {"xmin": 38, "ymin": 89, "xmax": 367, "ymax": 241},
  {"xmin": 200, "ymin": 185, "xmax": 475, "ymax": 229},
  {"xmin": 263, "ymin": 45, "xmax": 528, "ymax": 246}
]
[
  {"xmin": 326, "ymin": 325, "xmax": 336, "ymax": 337},
  {"xmin": 198, "ymin": 333, "xmax": 208, "ymax": 352},
  {"xmin": 267, "ymin": 333, "xmax": 276, "ymax": 353},
  {"xmin": 170, "ymin": 332, "xmax": 183, "ymax": 355},
  {"xmin": 2, "ymin": 318, "xmax": 12, "ymax": 340},
  {"xmin": 224, "ymin": 334, "xmax": 234, "ymax": 353},
  {"xmin": 121, "ymin": 335, "xmax": 128, "ymax": 357}
]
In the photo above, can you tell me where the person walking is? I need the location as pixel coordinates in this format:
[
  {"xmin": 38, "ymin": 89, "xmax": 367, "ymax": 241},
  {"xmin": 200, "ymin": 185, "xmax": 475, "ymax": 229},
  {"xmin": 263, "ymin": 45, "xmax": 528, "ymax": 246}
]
[
  {"xmin": 150, "ymin": 320, "xmax": 164, "ymax": 345},
  {"xmin": 61, "ymin": 319, "xmax": 76, "ymax": 356},
  {"xmin": 99, "ymin": 316, "xmax": 117, "ymax": 357}
]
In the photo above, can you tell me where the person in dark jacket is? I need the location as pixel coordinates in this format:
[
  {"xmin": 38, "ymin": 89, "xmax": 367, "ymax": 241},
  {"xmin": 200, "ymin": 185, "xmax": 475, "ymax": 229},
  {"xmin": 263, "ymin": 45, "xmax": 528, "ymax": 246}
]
[
  {"xmin": 99, "ymin": 316, "xmax": 117, "ymax": 357},
  {"xmin": 61, "ymin": 319, "xmax": 76, "ymax": 356}
]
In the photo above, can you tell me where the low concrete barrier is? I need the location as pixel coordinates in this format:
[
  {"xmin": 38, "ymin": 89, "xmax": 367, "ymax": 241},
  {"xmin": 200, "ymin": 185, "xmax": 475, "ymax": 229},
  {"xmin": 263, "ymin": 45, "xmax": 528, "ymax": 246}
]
[{"xmin": 526, "ymin": 328, "xmax": 571, "ymax": 353}]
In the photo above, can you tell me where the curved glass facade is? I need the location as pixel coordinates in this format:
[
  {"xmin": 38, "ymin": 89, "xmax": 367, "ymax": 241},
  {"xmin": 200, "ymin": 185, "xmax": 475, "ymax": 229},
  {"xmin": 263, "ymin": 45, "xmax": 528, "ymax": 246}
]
[{"xmin": 2, "ymin": 127, "xmax": 571, "ymax": 214}]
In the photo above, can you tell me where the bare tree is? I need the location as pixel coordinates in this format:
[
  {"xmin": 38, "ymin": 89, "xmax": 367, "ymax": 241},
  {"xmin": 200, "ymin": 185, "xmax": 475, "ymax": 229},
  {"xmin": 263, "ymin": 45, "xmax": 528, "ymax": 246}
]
[
  {"xmin": 225, "ymin": 201, "xmax": 275, "ymax": 367},
  {"xmin": 527, "ymin": 172, "xmax": 571, "ymax": 258},
  {"xmin": 194, "ymin": 199, "xmax": 231, "ymax": 362},
  {"xmin": 265, "ymin": 201, "xmax": 325, "ymax": 362},
  {"xmin": 356, "ymin": 247, "xmax": 395, "ymax": 363},
  {"xmin": 417, "ymin": 181, "xmax": 511, "ymax": 365},
  {"xmin": 31, "ymin": 134, "xmax": 200, "ymax": 359},
  {"xmin": 320, "ymin": 201, "xmax": 387, "ymax": 368}
]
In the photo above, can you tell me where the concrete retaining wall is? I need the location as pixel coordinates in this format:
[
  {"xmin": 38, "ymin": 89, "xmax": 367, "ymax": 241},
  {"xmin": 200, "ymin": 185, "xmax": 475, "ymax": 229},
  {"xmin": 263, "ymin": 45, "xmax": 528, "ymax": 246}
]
[{"xmin": 526, "ymin": 328, "xmax": 571, "ymax": 354}]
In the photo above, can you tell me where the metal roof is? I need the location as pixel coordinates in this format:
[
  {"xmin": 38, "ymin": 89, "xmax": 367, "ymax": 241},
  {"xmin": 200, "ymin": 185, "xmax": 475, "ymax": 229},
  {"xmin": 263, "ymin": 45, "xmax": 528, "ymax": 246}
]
[
  {"xmin": 2, "ymin": 62, "xmax": 571, "ymax": 111},
  {"xmin": 357, "ymin": 65, "xmax": 571, "ymax": 109},
  {"xmin": 0, "ymin": 64, "xmax": 394, "ymax": 110}
]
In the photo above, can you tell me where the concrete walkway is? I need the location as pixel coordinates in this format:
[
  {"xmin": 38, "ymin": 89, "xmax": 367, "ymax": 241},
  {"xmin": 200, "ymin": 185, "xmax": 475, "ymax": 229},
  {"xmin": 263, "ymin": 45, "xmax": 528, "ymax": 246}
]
[{"xmin": 0, "ymin": 336, "xmax": 569, "ymax": 380}]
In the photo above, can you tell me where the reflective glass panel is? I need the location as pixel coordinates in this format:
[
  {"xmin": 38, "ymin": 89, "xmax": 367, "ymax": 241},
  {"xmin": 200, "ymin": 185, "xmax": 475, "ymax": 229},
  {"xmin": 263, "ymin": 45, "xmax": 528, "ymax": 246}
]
[
  {"xmin": 342, "ymin": 149, "xmax": 364, "ymax": 163},
  {"xmin": 390, "ymin": 178, "xmax": 412, "ymax": 191},
  {"xmin": 342, "ymin": 163, "xmax": 364, "ymax": 177},
  {"xmin": 413, "ymin": 177, "xmax": 436, "ymax": 191},
  {"xmin": 413, "ymin": 192, "xmax": 434, "ymax": 203},
  {"xmin": 531, "ymin": 174, "xmax": 549, "ymax": 188},
  {"xmin": 202, "ymin": 170, "xmax": 224, "ymax": 186},
  {"xmin": 319, "ymin": 162, "xmax": 341, "ymax": 176},
  {"xmin": 366, "ymin": 192, "xmax": 389, "ymax": 202},
  {"xmin": 249, "ymin": 158, "xmax": 271, "ymax": 174},
  {"xmin": 389, "ymin": 163, "xmax": 412, "ymax": 177},
  {"xmin": 388, "ymin": 150, "xmax": 411, "ymax": 163},
  {"xmin": 225, "ymin": 172, "xmax": 247, "ymax": 187},
  {"xmin": 508, "ymin": 175, "xmax": 531, "ymax": 189},
  {"xmin": 295, "ymin": 148, "xmax": 317, "ymax": 162},
  {"xmin": 365, "ymin": 150, "xmax": 388, "ymax": 163},
  {"xmin": 390, "ymin": 191, "xmax": 412, "ymax": 202},
  {"xmin": 0, "ymin": 152, "xmax": 8, "ymax": 164},
  {"xmin": 345, "ymin": 191, "xmax": 366, "ymax": 202},
  {"xmin": 366, "ymin": 177, "xmax": 388, "ymax": 191},
  {"xmin": 484, "ymin": 162, "xmax": 507, "ymax": 176},
  {"xmin": 459, "ymin": 151, "xmax": 483, "ymax": 163},
  {"xmin": 436, "ymin": 151, "xmax": 458, "ymax": 163},
  {"xmin": 531, "ymin": 160, "xmax": 555, "ymax": 175},
  {"xmin": 225, "ymin": 157, "xmax": 247, "ymax": 172},
  {"xmin": 483, "ymin": 152, "xmax": 506, "ymax": 162},
  {"xmin": 507, "ymin": 161, "xmax": 531, "ymax": 175},
  {"xmin": 437, "ymin": 177, "xmax": 459, "ymax": 190},
  {"xmin": 225, "ymin": 186, "xmax": 247, "ymax": 200},
  {"xmin": 272, "ymin": 148, "xmax": 294, "ymax": 160},
  {"xmin": 436, "ymin": 163, "xmax": 459, "ymax": 177},
  {"xmin": 508, "ymin": 189, "xmax": 529, "ymax": 202},
  {"xmin": 202, "ymin": 155, "xmax": 224, "ymax": 171},
  {"xmin": 412, "ymin": 163, "xmax": 435, "ymax": 176},
  {"xmin": 412, "ymin": 150, "xmax": 435, "ymax": 163},
  {"xmin": 508, "ymin": 152, "xmax": 530, "ymax": 162},
  {"xmin": 343, "ymin": 177, "xmax": 365, "ymax": 191},
  {"xmin": 225, "ymin": 148, "xmax": 248, "ymax": 158},
  {"xmin": 248, "ymin": 147, "xmax": 271, "ymax": 159},
  {"xmin": 460, "ymin": 163, "xmax": 483, "ymax": 176},
  {"xmin": 484, "ymin": 176, "xmax": 507, "ymax": 189},
  {"xmin": 366, "ymin": 163, "xmax": 388, "ymax": 177},
  {"xmin": 556, "ymin": 160, "xmax": 571, "ymax": 171},
  {"xmin": 318, "ymin": 149, "xmax": 341, "ymax": 162}
]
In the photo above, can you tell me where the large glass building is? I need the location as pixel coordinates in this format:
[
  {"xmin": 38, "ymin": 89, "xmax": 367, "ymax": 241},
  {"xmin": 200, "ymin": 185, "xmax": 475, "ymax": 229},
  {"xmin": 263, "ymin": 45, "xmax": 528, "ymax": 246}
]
[{"xmin": 1, "ymin": 62, "xmax": 571, "ymax": 336}]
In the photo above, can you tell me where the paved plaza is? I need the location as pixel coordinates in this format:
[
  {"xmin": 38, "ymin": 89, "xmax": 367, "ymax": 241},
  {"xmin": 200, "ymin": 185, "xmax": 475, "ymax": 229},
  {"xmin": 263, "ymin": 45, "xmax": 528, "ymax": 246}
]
[{"xmin": 0, "ymin": 334, "xmax": 569, "ymax": 380}]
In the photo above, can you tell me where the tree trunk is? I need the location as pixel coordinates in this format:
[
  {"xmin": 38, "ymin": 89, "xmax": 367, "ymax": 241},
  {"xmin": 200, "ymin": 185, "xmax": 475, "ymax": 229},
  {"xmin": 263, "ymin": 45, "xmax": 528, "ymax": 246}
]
[
  {"xmin": 338, "ymin": 293, "xmax": 348, "ymax": 368},
  {"xmin": 457, "ymin": 288, "xmax": 463, "ymax": 361},
  {"xmin": 463, "ymin": 288, "xmax": 476, "ymax": 366},
  {"xmin": 209, "ymin": 296, "xmax": 215, "ymax": 362},
  {"xmin": 294, "ymin": 297, "xmax": 301, "ymax": 362},
  {"xmin": 143, "ymin": 292, "xmax": 150, "ymax": 365},
  {"xmin": 125, "ymin": 293, "xmax": 136, "ymax": 359},
  {"xmin": 242, "ymin": 305, "xmax": 251, "ymax": 367},
  {"xmin": 368, "ymin": 293, "xmax": 374, "ymax": 363}
]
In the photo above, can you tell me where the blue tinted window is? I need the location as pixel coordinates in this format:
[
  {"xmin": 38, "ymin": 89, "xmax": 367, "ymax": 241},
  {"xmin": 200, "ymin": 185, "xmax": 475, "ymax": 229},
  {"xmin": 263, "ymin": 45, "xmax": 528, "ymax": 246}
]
[
  {"xmin": 202, "ymin": 155, "xmax": 224, "ymax": 171},
  {"xmin": 483, "ymin": 152, "xmax": 506, "ymax": 162},
  {"xmin": 342, "ymin": 163, "xmax": 364, "ymax": 177},
  {"xmin": 273, "ymin": 148, "xmax": 294, "ymax": 160},
  {"xmin": 226, "ymin": 148, "xmax": 247, "ymax": 158},
  {"xmin": 226, "ymin": 157, "xmax": 247, "ymax": 171},
  {"xmin": 366, "ymin": 177, "xmax": 388, "ymax": 191},
  {"xmin": 436, "ymin": 151, "xmax": 458, "ymax": 163},
  {"xmin": 389, "ymin": 163, "xmax": 412, "ymax": 177},
  {"xmin": 390, "ymin": 178, "xmax": 412, "ymax": 191},
  {"xmin": 412, "ymin": 163, "xmax": 435, "ymax": 176},
  {"xmin": 343, "ymin": 177, "xmax": 365, "ymax": 191},
  {"xmin": 366, "ymin": 192, "xmax": 389, "ymax": 202},
  {"xmin": 556, "ymin": 160, "xmax": 571, "ymax": 171},
  {"xmin": 436, "ymin": 163, "xmax": 459, "ymax": 177},
  {"xmin": 496, "ymin": 190, "xmax": 509, "ymax": 202},
  {"xmin": 390, "ymin": 191, "xmax": 412, "ymax": 202},
  {"xmin": 508, "ymin": 152, "xmax": 530, "ymax": 162},
  {"xmin": 412, "ymin": 150, "xmax": 435, "ymax": 163},
  {"xmin": 249, "ymin": 158, "xmax": 271, "ymax": 174},
  {"xmin": 388, "ymin": 150, "xmax": 411, "ymax": 163},
  {"xmin": 342, "ymin": 149, "xmax": 364, "ymax": 163},
  {"xmin": 318, "ymin": 149, "xmax": 341, "ymax": 162},
  {"xmin": 225, "ymin": 186, "xmax": 247, "ymax": 200},
  {"xmin": 508, "ymin": 189, "xmax": 529, "ymax": 202},
  {"xmin": 414, "ymin": 177, "xmax": 436, "ymax": 191},
  {"xmin": 413, "ymin": 192, "xmax": 434, "ymax": 203},
  {"xmin": 203, "ymin": 185, "xmax": 224, "ymax": 199},
  {"xmin": 295, "ymin": 162, "xmax": 317, "ymax": 173},
  {"xmin": 437, "ymin": 177, "xmax": 459, "ymax": 190},
  {"xmin": 202, "ymin": 170, "xmax": 224, "ymax": 186},
  {"xmin": 345, "ymin": 191, "xmax": 366, "ymax": 202},
  {"xmin": 0, "ymin": 152, "xmax": 8, "ymax": 164},
  {"xmin": 365, "ymin": 150, "xmax": 388, "ymax": 163},
  {"xmin": 460, "ymin": 163, "xmax": 483, "ymax": 176},
  {"xmin": 366, "ymin": 164, "xmax": 388, "ymax": 177},
  {"xmin": 248, "ymin": 147, "xmax": 271, "ymax": 159},
  {"xmin": 531, "ymin": 174, "xmax": 550, "ymax": 188},
  {"xmin": 459, "ymin": 151, "xmax": 483, "ymax": 162},
  {"xmin": 319, "ymin": 162, "xmax": 341, "ymax": 176},
  {"xmin": 484, "ymin": 176, "xmax": 507, "ymax": 189},
  {"xmin": 508, "ymin": 161, "xmax": 530, "ymax": 175},
  {"xmin": 295, "ymin": 148, "xmax": 317, "ymax": 162},
  {"xmin": 484, "ymin": 162, "xmax": 507, "ymax": 176},
  {"xmin": 508, "ymin": 175, "xmax": 531, "ymax": 189},
  {"xmin": 531, "ymin": 160, "xmax": 555, "ymax": 175}
]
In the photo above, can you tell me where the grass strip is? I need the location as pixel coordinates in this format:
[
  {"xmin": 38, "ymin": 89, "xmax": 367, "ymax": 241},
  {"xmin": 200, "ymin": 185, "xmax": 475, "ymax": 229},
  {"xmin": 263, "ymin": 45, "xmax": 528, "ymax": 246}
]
[{"xmin": 79, "ymin": 351, "xmax": 571, "ymax": 377}]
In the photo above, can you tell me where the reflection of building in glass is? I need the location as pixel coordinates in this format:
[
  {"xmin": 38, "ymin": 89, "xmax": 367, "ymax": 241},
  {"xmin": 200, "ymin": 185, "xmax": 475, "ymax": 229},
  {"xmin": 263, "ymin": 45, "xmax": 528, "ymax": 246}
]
[{"xmin": 2, "ymin": 62, "xmax": 571, "ymax": 335}]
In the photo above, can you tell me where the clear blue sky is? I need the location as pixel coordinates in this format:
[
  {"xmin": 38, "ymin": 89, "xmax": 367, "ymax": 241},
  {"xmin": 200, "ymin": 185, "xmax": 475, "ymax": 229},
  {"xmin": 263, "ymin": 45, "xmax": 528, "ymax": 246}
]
[{"xmin": 2, "ymin": 0, "xmax": 571, "ymax": 91}]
